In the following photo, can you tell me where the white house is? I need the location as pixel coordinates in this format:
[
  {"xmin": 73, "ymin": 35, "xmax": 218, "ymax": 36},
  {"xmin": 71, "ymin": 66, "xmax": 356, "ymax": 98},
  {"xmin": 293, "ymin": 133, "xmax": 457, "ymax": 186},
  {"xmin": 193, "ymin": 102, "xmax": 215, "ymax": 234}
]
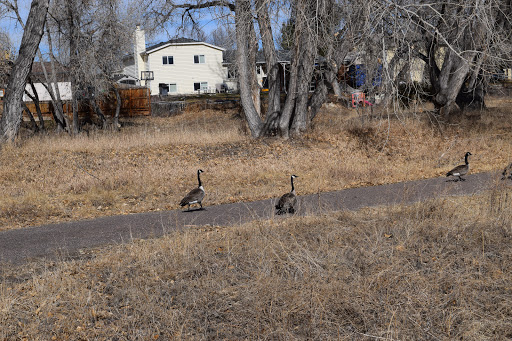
[
  {"xmin": 121, "ymin": 26, "xmax": 231, "ymax": 96},
  {"xmin": 23, "ymin": 62, "xmax": 72, "ymax": 102}
]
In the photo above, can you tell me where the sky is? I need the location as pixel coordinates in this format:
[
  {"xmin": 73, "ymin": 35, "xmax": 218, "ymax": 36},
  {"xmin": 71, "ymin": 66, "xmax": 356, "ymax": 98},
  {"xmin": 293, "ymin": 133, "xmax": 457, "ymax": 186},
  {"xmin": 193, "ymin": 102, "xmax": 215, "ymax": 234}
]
[
  {"xmin": 0, "ymin": 0, "xmax": 224, "ymax": 54},
  {"xmin": 0, "ymin": 0, "xmax": 30, "ymax": 49},
  {"xmin": 1, "ymin": 0, "xmax": 287, "ymax": 57}
]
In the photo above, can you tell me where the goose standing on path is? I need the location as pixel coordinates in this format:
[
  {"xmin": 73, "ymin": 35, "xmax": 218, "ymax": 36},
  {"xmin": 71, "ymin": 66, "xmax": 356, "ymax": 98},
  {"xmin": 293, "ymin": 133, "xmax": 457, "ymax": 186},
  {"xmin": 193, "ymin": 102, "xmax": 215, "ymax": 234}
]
[
  {"xmin": 180, "ymin": 169, "xmax": 205, "ymax": 211},
  {"xmin": 446, "ymin": 152, "xmax": 472, "ymax": 181},
  {"xmin": 276, "ymin": 175, "xmax": 298, "ymax": 215},
  {"xmin": 502, "ymin": 162, "xmax": 512, "ymax": 180}
]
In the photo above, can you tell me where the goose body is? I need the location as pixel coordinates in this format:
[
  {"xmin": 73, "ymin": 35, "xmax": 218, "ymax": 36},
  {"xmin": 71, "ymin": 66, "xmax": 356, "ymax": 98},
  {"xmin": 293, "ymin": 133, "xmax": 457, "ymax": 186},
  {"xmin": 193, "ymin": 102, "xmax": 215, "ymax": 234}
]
[
  {"xmin": 446, "ymin": 152, "xmax": 472, "ymax": 181},
  {"xmin": 502, "ymin": 162, "xmax": 512, "ymax": 180},
  {"xmin": 180, "ymin": 169, "xmax": 205, "ymax": 210},
  {"xmin": 276, "ymin": 175, "xmax": 298, "ymax": 215}
]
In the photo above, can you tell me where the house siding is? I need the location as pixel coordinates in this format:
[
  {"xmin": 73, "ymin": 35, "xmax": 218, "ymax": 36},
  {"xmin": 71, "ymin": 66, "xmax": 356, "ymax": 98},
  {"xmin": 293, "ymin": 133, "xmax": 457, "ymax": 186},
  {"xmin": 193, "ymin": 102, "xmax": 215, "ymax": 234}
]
[
  {"xmin": 123, "ymin": 59, "xmax": 137, "ymax": 79},
  {"xmin": 23, "ymin": 82, "xmax": 72, "ymax": 102},
  {"xmin": 145, "ymin": 43, "xmax": 227, "ymax": 95}
]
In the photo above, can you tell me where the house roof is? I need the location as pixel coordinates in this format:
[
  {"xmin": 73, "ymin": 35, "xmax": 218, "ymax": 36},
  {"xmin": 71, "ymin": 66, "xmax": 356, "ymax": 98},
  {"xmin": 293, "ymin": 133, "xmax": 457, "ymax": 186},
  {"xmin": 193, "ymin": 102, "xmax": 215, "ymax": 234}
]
[
  {"xmin": 30, "ymin": 61, "xmax": 70, "ymax": 83},
  {"xmin": 144, "ymin": 38, "xmax": 226, "ymax": 55}
]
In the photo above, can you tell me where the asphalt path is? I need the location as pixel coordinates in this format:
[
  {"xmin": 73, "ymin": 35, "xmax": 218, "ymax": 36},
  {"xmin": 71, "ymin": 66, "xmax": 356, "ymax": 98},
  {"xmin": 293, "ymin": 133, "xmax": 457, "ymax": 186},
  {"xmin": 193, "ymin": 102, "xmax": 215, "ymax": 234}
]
[{"xmin": 0, "ymin": 171, "xmax": 504, "ymax": 265}]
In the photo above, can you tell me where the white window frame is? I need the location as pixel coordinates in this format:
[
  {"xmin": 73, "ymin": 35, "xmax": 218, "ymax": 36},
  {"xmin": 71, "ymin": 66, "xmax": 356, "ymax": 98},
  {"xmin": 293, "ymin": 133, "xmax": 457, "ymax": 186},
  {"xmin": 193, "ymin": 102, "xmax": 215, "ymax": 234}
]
[
  {"xmin": 162, "ymin": 56, "xmax": 174, "ymax": 65},
  {"xmin": 194, "ymin": 81, "xmax": 209, "ymax": 93},
  {"xmin": 194, "ymin": 55, "xmax": 205, "ymax": 64},
  {"xmin": 169, "ymin": 83, "xmax": 177, "ymax": 93}
]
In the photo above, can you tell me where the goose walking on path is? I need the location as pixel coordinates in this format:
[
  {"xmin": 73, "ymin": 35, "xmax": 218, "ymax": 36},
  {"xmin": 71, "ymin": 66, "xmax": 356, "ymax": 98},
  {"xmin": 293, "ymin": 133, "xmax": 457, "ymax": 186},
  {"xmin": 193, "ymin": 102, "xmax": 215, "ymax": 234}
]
[
  {"xmin": 180, "ymin": 169, "xmax": 205, "ymax": 211},
  {"xmin": 276, "ymin": 175, "xmax": 298, "ymax": 215},
  {"xmin": 502, "ymin": 162, "xmax": 512, "ymax": 180},
  {"xmin": 446, "ymin": 152, "xmax": 472, "ymax": 182}
]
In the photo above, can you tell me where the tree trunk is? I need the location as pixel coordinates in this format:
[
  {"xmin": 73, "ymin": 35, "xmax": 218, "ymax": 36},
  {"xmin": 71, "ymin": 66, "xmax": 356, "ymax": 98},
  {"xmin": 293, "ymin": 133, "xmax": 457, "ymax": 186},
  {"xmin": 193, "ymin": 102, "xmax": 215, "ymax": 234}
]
[
  {"xmin": 113, "ymin": 86, "xmax": 122, "ymax": 130},
  {"xmin": 0, "ymin": 0, "xmax": 49, "ymax": 142},
  {"xmin": 45, "ymin": 22, "xmax": 69, "ymax": 132},
  {"xmin": 429, "ymin": 47, "xmax": 473, "ymax": 117},
  {"xmin": 234, "ymin": 0, "xmax": 263, "ymax": 137},
  {"xmin": 308, "ymin": 78, "xmax": 329, "ymax": 122},
  {"xmin": 67, "ymin": 0, "xmax": 80, "ymax": 134},
  {"xmin": 255, "ymin": 0, "xmax": 281, "ymax": 135},
  {"xmin": 89, "ymin": 88, "xmax": 107, "ymax": 128},
  {"xmin": 26, "ymin": 77, "xmax": 45, "ymax": 130},
  {"xmin": 22, "ymin": 101, "xmax": 39, "ymax": 132},
  {"xmin": 291, "ymin": 36, "xmax": 316, "ymax": 134}
]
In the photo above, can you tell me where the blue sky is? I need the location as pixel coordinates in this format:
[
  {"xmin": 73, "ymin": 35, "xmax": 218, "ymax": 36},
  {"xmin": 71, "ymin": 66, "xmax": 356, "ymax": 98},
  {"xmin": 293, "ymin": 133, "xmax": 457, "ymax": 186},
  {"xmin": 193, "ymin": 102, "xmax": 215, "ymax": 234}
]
[
  {"xmin": 0, "ymin": 0, "xmax": 223, "ymax": 53},
  {"xmin": 0, "ymin": 0, "xmax": 30, "ymax": 49}
]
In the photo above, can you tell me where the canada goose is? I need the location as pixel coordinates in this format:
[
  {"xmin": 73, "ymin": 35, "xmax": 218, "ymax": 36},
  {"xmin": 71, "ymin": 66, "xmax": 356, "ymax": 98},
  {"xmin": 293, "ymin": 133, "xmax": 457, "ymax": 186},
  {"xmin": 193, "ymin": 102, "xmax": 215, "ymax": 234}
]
[
  {"xmin": 502, "ymin": 162, "xmax": 512, "ymax": 180},
  {"xmin": 446, "ymin": 152, "xmax": 472, "ymax": 181},
  {"xmin": 275, "ymin": 175, "xmax": 298, "ymax": 215},
  {"xmin": 180, "ymin": 169, "xmax": 205, "ymax": 211}
]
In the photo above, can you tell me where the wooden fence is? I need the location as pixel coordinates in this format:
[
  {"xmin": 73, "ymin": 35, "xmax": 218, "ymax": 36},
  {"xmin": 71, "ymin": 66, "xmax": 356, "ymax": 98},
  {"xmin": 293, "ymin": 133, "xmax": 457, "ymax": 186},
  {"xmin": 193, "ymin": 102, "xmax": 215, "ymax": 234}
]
[{"xmin": 20, "ymin": 86, "xmax": 151, "ymax": 120}]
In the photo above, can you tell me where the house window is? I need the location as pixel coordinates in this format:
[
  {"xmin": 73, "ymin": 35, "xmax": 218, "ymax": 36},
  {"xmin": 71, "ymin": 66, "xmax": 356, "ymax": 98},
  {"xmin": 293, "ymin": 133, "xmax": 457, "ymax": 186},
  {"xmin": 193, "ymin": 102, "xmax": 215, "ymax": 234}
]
[
  {"xmin": 194, "ymin": 82, "xmax": 208, "ymax": 92},
  {"xmin": 159, "ymin": 83, "xmax": 177, "ymax": 95},
  {"xmin": 162, "ymin": 56, "xmax": 174, "ymax": 65},
  {"xmin": 194, "ymin": 55, "xmax": 205, "ymax": 64},
  {"xmin": 159, "ymin": 83, "xmax": 169, "ymax": 95}
]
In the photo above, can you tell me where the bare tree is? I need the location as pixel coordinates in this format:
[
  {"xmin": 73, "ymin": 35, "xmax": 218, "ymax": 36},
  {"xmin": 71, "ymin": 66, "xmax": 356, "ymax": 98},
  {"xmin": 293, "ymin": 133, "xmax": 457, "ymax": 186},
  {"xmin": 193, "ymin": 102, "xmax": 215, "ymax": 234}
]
[
  {"xmin": 142, "ymin": 0, "xmax": 512, "ymax": 138},
  {"xmin": 0, "ymin": 29, "xmax": 13, "ymax": 85},
  {"xmin": 47, "ymin": 0, "xmax": 133, "ymax": 131},
  {"xmin": 371, "ymin": 0, "xmax": 512, "ymax": 116},
  {"xmin": 0, "ymin": 0, "xmax": 49, "ymax": 142}
]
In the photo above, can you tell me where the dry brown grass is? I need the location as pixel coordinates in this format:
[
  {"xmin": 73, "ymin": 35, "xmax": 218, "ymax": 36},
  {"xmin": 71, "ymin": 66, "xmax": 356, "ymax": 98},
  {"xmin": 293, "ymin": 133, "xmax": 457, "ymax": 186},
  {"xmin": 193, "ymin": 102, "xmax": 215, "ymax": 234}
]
[
  {"xmin": 1, "ymin": 97, "xmax": 511, "ymax": 231},
  {"xmin": 1, "ymin": 186, "xmax": 510, "ymax": 339}
]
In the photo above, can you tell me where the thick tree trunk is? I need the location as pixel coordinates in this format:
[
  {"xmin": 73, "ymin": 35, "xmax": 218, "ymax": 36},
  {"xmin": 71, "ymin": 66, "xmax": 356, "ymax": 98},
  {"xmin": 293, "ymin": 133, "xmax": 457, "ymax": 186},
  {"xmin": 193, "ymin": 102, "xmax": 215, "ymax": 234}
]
[
  {"xmin": 234, "ymin": 0, "xmax": 263, "ymax": 137},
  {"xmin": 308, "ymin": 78, "xmax": 329, "ymax": 122},
  {"xmin": 0, "ymin": 0, "xmax": 49, "ymax": 142},
  {"xmin": 429, "ymin": 47, "xmax": 473, "ymax": 117},
  {"xmin": 279, "ymin": 54, "xmax": 299, "ymax": 138},
  {"xmin": 291, "ymin": 36, "xmax": 316, "ymax": 134},
  {"xmin": 256, "ymin": 0, "xmax": 281, "ymax": 135},
  {"xmin": 248, "ymin": 21, "xmax": 261, "ymax": 117}
]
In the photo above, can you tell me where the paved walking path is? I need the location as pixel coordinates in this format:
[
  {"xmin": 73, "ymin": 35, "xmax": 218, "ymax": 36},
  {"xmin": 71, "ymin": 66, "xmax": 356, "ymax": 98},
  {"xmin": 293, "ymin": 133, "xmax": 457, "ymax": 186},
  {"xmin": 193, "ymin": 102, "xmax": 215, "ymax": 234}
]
[{"xmin": 0, "ymin": 172, "xmax": 503, "ymax": 265}]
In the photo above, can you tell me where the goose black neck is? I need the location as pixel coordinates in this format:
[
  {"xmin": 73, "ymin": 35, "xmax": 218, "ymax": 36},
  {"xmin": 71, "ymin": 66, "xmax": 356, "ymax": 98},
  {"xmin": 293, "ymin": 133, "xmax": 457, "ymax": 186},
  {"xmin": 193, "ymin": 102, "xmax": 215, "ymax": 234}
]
[
  {"xmin": 465, "ymin": 154, "xmax": 470, "ymax": 165},
  {"xmin": 290, "ymin": 176, "xmax": 295, "ymax": 193},
  {"xmin": 197, "ymin": 170, "xmax": 202, "ymax": 187}
]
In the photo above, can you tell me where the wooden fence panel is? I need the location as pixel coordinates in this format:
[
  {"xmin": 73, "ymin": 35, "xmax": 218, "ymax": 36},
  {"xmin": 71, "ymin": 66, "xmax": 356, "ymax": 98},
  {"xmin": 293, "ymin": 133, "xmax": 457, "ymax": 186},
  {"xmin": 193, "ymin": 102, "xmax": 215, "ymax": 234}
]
[{"xmin": 20, "ymin": 86, "xmax": 151, "ymax": 121}]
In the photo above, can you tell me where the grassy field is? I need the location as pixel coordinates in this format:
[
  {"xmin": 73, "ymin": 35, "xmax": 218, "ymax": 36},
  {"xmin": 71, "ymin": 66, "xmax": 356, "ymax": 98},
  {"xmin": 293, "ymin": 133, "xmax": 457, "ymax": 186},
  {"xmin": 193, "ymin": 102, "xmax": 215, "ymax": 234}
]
[
  {"xmin": 0, "ymin": 97, "xmax": 511, "ymax": 231},
  {"xmin": 0, "ymin": 97, "xmax": 511, "ymax": 339},
  {"xmin": 0, "ymin": 188, "xmax": 510, "ymax": 339}
]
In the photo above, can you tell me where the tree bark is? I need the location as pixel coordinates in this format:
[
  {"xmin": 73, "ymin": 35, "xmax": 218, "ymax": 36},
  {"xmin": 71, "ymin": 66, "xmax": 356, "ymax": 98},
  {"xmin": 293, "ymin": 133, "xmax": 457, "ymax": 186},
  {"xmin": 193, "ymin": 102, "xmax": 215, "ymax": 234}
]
[
  {"xmin": 256, "ymin": 0, "xmax": 281, "ymax": 135},
  {"xmin": 113, "ymin": 86, "xmax": 122, "ymax": 130},
  {"xmin": 66, "ymin": 0, "xmax": 80, "ymax": 134},
  {"xmin": 22, "ymin": 101, "xmax": 39, "ymax": 132},
  {"xmin": 88, "ymin": 87, "xmax": 107, "ymax": 128},
  {"xmin": 26, "ymin": 77, "xmax": 45, "ymax": 130},
  {"xmin": 45, "ymin": 22, "xmax": 69, "ymax": 132},
  {"xmin": 234, "ymin": 0, "xmax": 263, "ymax": 137},
  {"xmin": 0, "ymin": 0, "xmax": 49, "ymax": 142}
]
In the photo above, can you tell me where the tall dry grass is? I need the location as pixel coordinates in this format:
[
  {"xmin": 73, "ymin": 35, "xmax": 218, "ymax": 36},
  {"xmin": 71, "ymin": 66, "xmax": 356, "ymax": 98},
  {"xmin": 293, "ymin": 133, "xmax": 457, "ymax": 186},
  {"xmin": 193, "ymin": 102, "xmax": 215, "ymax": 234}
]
[
  {"xmin": 1, "ymin": 98, "xmax": 511, "ymax": 231},
  {"xmin": 0, "ymin": 186, "xmax": 510, "ymax": 339}
]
